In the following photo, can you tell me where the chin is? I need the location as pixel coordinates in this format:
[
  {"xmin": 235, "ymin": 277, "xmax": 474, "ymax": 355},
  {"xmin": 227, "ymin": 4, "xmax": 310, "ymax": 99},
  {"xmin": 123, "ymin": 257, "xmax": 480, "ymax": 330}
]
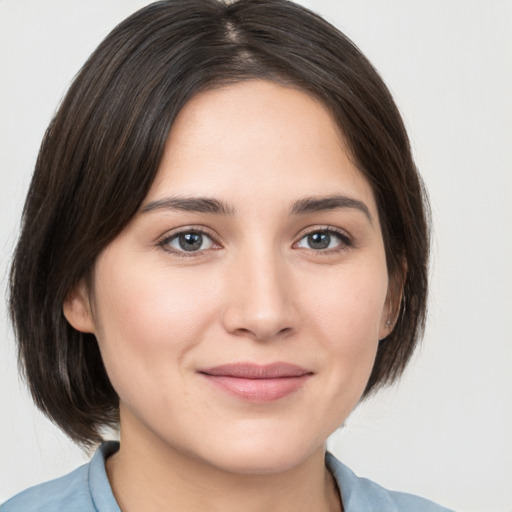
[{"xmin": 193, "ymin": 430, "xmax": 326, "ymax": 476}]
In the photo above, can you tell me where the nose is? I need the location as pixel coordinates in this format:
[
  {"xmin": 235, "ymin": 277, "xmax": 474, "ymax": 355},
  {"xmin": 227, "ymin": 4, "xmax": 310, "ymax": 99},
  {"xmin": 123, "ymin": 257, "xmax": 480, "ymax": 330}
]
[{"xmin": 221, "ymin": 247, "xmax": 299, "ymax": 342}]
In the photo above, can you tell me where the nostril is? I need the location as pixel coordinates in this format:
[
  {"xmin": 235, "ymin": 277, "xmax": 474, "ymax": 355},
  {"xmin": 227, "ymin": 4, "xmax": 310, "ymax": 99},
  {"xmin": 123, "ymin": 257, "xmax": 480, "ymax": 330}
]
[
  {"xmin": 220, "ymin": 282, "xmax": 300, "ymax": 341},
  {"xmin": 233, "ymin": 325, "xmax": 294, "ymax": 342}
]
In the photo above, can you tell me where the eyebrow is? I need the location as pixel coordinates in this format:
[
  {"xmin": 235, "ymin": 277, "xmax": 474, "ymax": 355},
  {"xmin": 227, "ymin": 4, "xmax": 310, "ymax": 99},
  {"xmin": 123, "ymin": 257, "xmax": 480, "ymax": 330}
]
[
  {"xmin": 290, "ymin": 194, "xmax": 373, "ymax": 223},
  {"xmin": 141, "ymin": 193, "xmax": 372, "ymax": 222},
  {"xmin": 141, "ymin": 196, "xmax": 235, "ymax": 215}
]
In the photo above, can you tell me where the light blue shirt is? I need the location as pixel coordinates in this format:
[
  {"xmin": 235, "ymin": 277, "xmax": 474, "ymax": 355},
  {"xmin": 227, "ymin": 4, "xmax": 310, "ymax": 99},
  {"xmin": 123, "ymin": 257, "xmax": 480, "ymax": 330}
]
[{"xmin": 2, "ymin": 442, "xmax": 454, "ymax": 511}]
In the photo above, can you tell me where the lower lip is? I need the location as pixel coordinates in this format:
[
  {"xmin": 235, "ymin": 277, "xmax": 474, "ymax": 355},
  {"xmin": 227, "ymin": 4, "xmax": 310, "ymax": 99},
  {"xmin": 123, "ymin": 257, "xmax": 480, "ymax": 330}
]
[{"xmin": 201, "ymin": 374, "xmax": 311, "ymax": 402}]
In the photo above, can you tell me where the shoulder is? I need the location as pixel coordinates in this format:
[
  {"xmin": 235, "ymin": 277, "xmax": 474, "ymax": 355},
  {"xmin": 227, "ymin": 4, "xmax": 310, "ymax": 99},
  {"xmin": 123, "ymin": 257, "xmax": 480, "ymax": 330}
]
[
  {"xmin": 326, "ymin": 452, "xmax": 456, "ymax": 512},
  {"xmin": 1, "ymin": 442, "xmax": 120, "ymax": 512},
  {"xmin": 1, "ymin": 463, "xmax": 93, "ymax": 512}
]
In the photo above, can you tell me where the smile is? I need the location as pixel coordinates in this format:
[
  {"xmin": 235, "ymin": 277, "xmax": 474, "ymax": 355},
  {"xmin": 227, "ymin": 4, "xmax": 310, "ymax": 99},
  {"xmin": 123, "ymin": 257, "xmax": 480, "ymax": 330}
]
[{"xmin": 198, "ymin": 363, "xmax": 313, "ymax": 402}]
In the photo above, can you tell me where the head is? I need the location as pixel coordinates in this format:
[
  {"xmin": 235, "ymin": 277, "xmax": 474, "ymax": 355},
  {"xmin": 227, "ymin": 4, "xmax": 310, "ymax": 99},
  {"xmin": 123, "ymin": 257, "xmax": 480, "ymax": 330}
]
[{"xmin": 10, "ymin": 0, "xmax": 429, "ymax": 452}]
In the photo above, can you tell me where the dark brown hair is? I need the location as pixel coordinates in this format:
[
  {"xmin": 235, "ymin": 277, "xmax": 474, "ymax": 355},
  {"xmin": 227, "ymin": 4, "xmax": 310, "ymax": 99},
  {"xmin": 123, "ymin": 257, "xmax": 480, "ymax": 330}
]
[{"xmin": 9, "ymin": 0, "xmax": 430, "ymax": 447}]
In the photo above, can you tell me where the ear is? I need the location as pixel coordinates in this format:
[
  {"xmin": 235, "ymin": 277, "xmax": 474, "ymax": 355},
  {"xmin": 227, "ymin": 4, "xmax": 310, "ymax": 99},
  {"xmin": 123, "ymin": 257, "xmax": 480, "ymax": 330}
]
[
  {"xmin": 63, "ymin": 279, "xmax": 95, "ymax": 333},
  {"xmin": 379, "ymin": 263, "xmax": 406, "ymax": 341}
]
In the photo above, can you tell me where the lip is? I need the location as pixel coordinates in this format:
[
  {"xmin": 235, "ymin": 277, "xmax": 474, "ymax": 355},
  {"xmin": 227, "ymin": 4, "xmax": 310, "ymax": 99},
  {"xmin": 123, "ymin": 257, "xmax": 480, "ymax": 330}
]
[{"xmin": 198, "ymin": 363, "xmax": 313, "ymax": 402}]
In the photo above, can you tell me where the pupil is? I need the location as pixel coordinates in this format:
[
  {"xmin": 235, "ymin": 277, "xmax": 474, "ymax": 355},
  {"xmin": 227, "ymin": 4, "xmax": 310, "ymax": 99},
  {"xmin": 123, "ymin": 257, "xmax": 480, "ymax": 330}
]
[
  {"xmin": 179, "ymin": 233, "xmax": 202, "ymax": 251},
  {"xmin": 308, "ymin": 232, "xmax": 330, "ymax": 249}
]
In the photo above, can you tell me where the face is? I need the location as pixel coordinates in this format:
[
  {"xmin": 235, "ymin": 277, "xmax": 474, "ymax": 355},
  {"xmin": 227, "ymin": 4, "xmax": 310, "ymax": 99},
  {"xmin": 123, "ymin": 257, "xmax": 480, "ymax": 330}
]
[{"xmin": 66, "ymin": 80, "xmax": 393, "ymax": 474}]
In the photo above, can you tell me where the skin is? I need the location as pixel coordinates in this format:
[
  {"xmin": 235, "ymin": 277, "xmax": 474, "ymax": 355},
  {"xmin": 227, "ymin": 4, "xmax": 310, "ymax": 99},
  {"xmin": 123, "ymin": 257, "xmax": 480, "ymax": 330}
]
[{"xmin": 64, "ymin": 80, "xmax": 395, "ymax": 512}]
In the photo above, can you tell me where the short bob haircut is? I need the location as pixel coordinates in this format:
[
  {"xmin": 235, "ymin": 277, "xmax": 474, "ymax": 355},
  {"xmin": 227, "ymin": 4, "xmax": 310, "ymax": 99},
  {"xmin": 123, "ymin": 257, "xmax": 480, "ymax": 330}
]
[{"xmin": 10, "ymin": 0, "xmax": 429, "ymax": 448}]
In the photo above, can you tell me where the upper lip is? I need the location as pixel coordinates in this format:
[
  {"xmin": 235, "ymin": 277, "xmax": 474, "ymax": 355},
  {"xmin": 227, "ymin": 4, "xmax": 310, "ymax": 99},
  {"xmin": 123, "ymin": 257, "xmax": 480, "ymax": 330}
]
[{"xmin": 198, "ymin": 362, "xmax": 312, "ymax": 379}]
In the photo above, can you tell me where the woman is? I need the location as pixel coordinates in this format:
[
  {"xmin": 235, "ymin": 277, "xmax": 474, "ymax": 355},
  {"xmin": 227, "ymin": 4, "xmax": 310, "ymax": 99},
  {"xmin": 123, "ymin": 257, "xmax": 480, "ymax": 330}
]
[{"xmin": 3, "ymin": 0, "xmax": 453, "ymax": 510}]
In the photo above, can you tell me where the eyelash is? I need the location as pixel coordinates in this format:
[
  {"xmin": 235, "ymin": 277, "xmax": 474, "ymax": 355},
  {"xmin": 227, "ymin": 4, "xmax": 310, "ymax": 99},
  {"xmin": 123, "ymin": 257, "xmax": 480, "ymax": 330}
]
[
  {"xmin": 157, "ymin": 226, "xmax": 353, "ymax": 257},
  {"xmin": 157, "ymin": 226, "xmax": 220, "ymax": 258},
  {"xmin": 294, "ymin": 226, "xmax": 353, "ymax": 253}
]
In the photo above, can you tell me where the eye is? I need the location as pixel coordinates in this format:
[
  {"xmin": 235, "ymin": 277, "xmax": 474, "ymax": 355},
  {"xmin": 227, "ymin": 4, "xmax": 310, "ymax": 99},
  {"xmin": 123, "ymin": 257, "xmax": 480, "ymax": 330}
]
[
  {"xmin": 159, "ymin": 230, "xmax": 216, "ymax": 254},
  {"xmin": 296, "ymin": 229, "xmax": 351, "ymax": 251}
]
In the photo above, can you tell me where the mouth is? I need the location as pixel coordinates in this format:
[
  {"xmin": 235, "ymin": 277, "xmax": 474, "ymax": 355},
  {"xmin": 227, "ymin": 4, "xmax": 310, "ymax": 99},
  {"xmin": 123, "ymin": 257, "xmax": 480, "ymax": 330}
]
[{"xmin": 197, "ymin": 362, "xmax": 313, "ymax": 402}]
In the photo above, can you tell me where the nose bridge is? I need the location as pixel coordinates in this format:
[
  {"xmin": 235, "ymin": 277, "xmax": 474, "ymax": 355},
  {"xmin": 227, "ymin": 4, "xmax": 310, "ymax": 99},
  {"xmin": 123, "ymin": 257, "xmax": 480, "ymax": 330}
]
[{"xmin": 222, "ymin": 241, "xmax": 297, "ymax": 340}]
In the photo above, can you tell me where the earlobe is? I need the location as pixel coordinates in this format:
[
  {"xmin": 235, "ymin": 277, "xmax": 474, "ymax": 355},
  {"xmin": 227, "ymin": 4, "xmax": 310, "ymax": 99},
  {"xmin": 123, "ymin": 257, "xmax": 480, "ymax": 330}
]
[
  {"xmin": 63, "ymin": 280, "xmax": 95, "ymax": 333},
  {"xmin": 379, "ymin": 264, "xmax": 406, "ymax": 340},
  {"xmin": 379, "ymin": 290, "xmax": 401, "ymax": 339},
  {"xmin": 379, "ymin": 313, "xmax": 396, "ymax": 341}
]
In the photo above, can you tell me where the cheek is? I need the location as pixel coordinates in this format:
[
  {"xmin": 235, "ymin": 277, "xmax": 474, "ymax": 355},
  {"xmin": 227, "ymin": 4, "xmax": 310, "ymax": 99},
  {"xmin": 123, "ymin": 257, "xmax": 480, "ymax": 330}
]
[
  {"xmin": 90, "ymin": 250, "xmax": 222, "ymax": 393},
  {"xmin": 303, "ymin": 263, "xmax": 388, "ymax": 383},
  {"xmin": 95, "ymin": 252, "xmax": 215, "ymax": 337},
  {"xmin": 308, "ymin": 261, "xmax": 387, "ymax": 335}
]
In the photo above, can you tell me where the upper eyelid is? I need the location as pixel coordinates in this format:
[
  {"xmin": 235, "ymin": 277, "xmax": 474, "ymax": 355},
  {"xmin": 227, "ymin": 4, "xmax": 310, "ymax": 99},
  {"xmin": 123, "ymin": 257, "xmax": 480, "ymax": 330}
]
[
  {"xmin": 294, "ymin": 225, "xmax": 352, "ymax": 241},
  {"xmin": 157, "ymin": 225, "xmax": 220, "ymax": 243},
  {"xmin": 156, "ymin": 224, "xmax": 353, "ymax": 249},
  {"xmin": 293, "ymin": 227, "xmax": 354, "ymax": 253},
  {"xmin": 156, "ymin": 228, "xmax": 221, "ymax": 258}
]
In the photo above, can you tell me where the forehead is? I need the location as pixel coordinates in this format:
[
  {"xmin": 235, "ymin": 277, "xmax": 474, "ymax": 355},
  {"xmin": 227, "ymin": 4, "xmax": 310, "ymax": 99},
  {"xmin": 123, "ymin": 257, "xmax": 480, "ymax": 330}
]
[{"xmin": 146, "ymin": 80, "xmax": 377, "ymax": 216}]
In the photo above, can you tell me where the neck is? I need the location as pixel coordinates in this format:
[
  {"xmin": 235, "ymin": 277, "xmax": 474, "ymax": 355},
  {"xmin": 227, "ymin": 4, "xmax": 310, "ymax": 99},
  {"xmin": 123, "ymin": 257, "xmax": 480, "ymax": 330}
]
[{"xmin": 106, "ymin": 419, "xmax": 342, "ymax": 512}]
